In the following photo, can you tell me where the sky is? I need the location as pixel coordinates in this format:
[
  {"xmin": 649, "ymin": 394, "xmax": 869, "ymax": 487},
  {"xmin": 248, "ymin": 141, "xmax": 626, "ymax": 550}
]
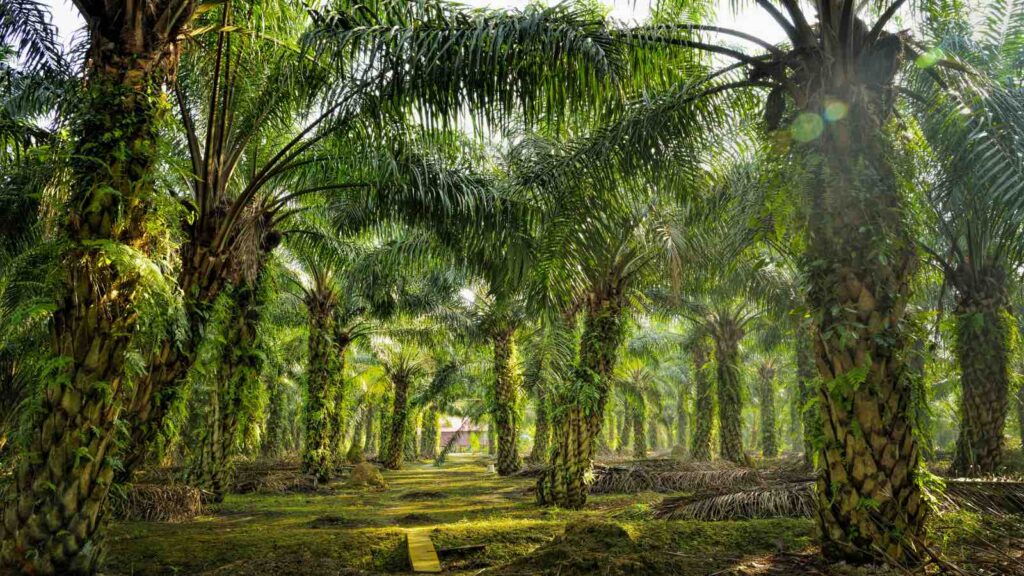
[{"xmin": 42, "ymin": 0, "xmax": 787, "ymax": 49}]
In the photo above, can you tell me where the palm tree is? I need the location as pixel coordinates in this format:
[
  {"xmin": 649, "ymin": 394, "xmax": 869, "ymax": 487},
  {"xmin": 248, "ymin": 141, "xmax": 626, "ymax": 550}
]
[
  {"xmin": 909, "ymin": 0, "xmax": 1024, "ymax": 476},
  {"xmin": 754, "ymin": 356, "xmax": 780, "ymax": 459}
]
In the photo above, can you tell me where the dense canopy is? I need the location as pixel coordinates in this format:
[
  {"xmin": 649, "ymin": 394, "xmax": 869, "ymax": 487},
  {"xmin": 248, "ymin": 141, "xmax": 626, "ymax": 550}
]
[{"xmin": 1, "ymin": 0, "xmax": 1024, "ymax": 574}]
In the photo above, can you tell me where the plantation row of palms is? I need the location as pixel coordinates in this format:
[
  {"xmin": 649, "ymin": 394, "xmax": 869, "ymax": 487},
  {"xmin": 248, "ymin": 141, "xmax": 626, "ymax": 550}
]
[{"xmin": 0, "ymin": 0, "xmax": 1023, "ymax": 574}]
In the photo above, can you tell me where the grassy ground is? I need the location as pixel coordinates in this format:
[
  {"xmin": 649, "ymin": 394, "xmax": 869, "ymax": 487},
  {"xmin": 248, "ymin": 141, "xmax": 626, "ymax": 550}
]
[{"xmin": 105, "ymin": 454, "xmax": 817, "ymax": 575}]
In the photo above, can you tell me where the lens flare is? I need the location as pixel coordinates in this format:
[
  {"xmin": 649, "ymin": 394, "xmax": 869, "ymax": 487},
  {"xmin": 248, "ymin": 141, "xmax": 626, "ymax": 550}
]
[
  {"xmin": 791, "ymin": 113, "xmax": 824, "ymax": 142},
  {"xmin": 824, "ymin": 100, "xmax": 848, "ymax": 122}
]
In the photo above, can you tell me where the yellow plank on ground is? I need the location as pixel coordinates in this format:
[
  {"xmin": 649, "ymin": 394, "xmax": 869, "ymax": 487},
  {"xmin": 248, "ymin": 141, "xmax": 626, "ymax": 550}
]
[{"xmin": 406, "ymin": 529, "xmax": 442, "ymax": 573}]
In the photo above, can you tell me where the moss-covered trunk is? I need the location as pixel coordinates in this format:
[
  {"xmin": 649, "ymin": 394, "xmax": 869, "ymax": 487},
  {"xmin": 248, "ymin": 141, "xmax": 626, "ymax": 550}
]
[
  {"xmin": 363, "ymin": 404, "xmax": 377, "ymax": 455},
  {"xmin": 689, "ymin": 340, "xmax": 713, "ymax": 461},
  {"xmin": 382, "ymin": 375, "xmax": 409, "ymax": 470},
  {"xmin": 675, "ymin": 383, "xmax": 688, "ymax": 454},
  {"xmin": 757, "ymin": 362, "xmax": 778, "ymax": 459},
  {"xmin": 327, "ymin": 334, "xmax": 350, "ymax": 464},
  {"xmin": 714, "ymin": 322, "xmax": 745, "ymax": 464},
  {"xmin": 302, "ymin": 294, "xmax": 338, "ymax": 482},
  {"xmin": 0, "ymin": 14, "xmax": 196, "ymax": 570},
  {"xmin": 420, "ymin": 406, "xmax": 439, "ymax": 459},
  {"xmin": 951, "ymin": 266, "xmax": 1010, "ymax": 476},
  {"xmin": 802, "ymin": 96, "xmax": 926, "ymax": 564},
  {"xmin": 632, "ymin": 400, "xmax": 647, "ymax": 459},
  {"xmin": 537, "ymin": 297, "xmax": 625, "ymax": 509},
  {"xmin": 492, "ymin": 329, "xmax": 521, "ymax": 475},
  {"xmin": 262, "ymin": 369, "xmax": 287, "ymax": 459},
  {"xmin": 796, "ymin": 331, "xmax": 819, "ymax": 469},
  {"xmin": 616, "ymin": 409, "xmax": 631, "ymax": 455},
  {"xmin": 528, "ymin": 389, "xmax": 550, "ymax": 463}
]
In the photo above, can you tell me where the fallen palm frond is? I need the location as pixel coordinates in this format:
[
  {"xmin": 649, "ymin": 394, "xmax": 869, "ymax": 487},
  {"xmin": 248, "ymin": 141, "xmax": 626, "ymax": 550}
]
[
  {"xmin": 231, "ymin": 468, "xmax": 317, "ymax": 494},
  {"xmin": 590, "ymin": 464, "xmax": 761, "ymax": 494},
  {"xmin": 110, "ymin": 484, "xmax": 203, "ymax": 522},
  {"xmin": 653, "ymin": 482, "xmax": 815, "ymax": 521},
  {"xmin": 937, "ymin": 479, "xmax": 1024, "ymax": 516}
]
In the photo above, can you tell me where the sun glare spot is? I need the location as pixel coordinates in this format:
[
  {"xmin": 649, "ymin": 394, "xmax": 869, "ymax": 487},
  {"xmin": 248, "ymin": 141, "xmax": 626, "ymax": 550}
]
[
  {"xmin": 791, "ymin": 113, "xmax": 824, "ymax": 142},
  {"xmin": 824, "ymin": 100, "xmax": 848, "ymax": 122}
]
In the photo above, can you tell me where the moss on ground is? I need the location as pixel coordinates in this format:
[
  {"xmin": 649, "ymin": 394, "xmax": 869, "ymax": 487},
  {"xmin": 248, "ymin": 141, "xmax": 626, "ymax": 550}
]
[{"xmin": 104, "ymin": 455, "xmax": 1019, "ymax": 575}]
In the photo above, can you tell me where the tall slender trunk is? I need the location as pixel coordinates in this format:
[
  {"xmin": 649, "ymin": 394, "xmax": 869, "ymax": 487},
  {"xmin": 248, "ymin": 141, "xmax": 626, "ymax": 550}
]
[
  {"xmin": 528, "ymin": 389, "xmax": 550, "ymax": 463},
  {"xmin": 951, "ymin": 266, "xmax": 1010, "ymax": 476},
  {"xmin": 907, "ymin": 338, "xmax": 933, "ymax": 458},
  {"xmin": 714, "ymin": 321, "xmax": 745, "ymax": 464},
  {"xmin": 381, "ymin": 375, "xmax": 409, "ymax": 470},
  {"xmin": 538, "ymin": 296, "xmax": 625, "ymax": 509},
  {"xmin": 0, "ymin": 10, "xmax": 197, "ymax": 569},
  {"xmin": 616, "ymin": 409, "xmax": 631, "ymax": 455},
  {"xmin": 492, "ymin": 329, "xmax": 521, "ymax": 475},
  {"xmin": 302, "ymin": 295, "xmax": 338, "ymax": 482},
  {"xmin": 675, "ymin": 383, "xmax": 688, "ymax": 454},
  {"xmin": 802, "ymin": 95, "xmax": 926, "ymax": 564},
  {"xmin": 363, "ymin": 404, "xmax": 376, "ymax": 455},
  {"xmin": 757, "ymin": 363, "xmax": 778, "ymax": 459},
  {"xmin": 327, "ymin": 334, "xmax": 350, "ymax": 464},
  {"xmin": 796, "ymin": 327, "xmax": 819, "ymax": 468},
  {"xmin": 1017, "ymin": 385, "xmax": 1024, "ymax": 450},
  {"xmin": 420, "ymin": 406, "xmax": 439, "ymax": 459},
  {"xmin": 689, "ymin": 340, "xmax": 713, "ymax": 461},
  {"xmin": 632, "ymin": 402, "xmax": 647, "ymax": 459},
  {"xmin": 262, "ymin": 369, "xmax": 287, "ymax": 459}
]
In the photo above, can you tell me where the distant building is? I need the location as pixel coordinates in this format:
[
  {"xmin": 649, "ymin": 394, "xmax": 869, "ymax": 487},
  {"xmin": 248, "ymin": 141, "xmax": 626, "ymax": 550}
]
[{"xmin": 439, "ymin": 417, "xmax": 489, "ymax": 452}]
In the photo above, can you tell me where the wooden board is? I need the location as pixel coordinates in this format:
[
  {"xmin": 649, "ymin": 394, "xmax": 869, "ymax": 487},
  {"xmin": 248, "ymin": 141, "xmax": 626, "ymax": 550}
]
[{"xmin": 406, "ymin": 529, "xmax": 442, "ymax": 573}]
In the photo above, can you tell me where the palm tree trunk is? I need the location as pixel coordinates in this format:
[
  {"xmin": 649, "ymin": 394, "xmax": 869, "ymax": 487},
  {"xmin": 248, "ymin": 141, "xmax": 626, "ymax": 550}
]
[
  {"xmin": 714, "ymin": 323, "xmax": 745, "ymax": 464},
  {"xmin": 616, "ymin": 409, "xmax": 631, "ymax": 455},
  {"xmin": 802, "ymin": 100, "xmax": 926, "ymax": 565},
  {"xmin": 302, "ymin": 299, "xmax": 338, "ymax": 482},
  {"xmin": 758, "ymin": 363, "xmax": 778, "ymax": 459},
  {"xmin": 0, "ymin": 19, "xmax": 196, "ymax": 570},
  {"xmin": 492, "ymin": 329, "xmax": 521, "ymax": 475},
  {"xmin": 363, "ymin": 404, "xmax": 377, "ymax": 455},
  {"xmin": 675, "ymin": 385, "xmax": 688, "ymax": 454},
  {"xmin": 262, "ymin": 370, "xmax": 287, "ymax": 459},
  {"xmin": 689, "ymin": 340, "xmax": 714, "ymax": 461},
  {"xmin": 632, "ymin": 403, "xmax": 647, "ymax": 459},
  {"xmin": 537, "ymin": 297, "xmax": 625, "ymax": 509},
  {"xmin": 327, "ymin": 336, "xmax": 350, "ymax": 465},
  {"xmin": 382, "ymin": 376, "xmax": 409, "ymax": 470},
  {"xmin": 796, "ymin": 328, "xmax": 819, "ymax": 469},
  {"xmin": 951, "ymin": 269, "xmax": 1010, "ymax": 476},
  {"xmin": 420, "ymin": 406, "xmax": 439, "ymax": 459},
  {"xmin": 528, "ymin": 389, "xmax": 550, "ymax": 463},
  {"xmin": 1017, "ymin": 385, "xmax": 1024, "ymax": 450}
]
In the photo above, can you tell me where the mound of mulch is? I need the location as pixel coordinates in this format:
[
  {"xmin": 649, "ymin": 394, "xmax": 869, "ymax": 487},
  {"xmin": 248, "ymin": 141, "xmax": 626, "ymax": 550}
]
[
  {"xmin": 308, "ymin": 514, "xmax": 367, "ymax": 529},
  {"xmin": 110, "ymin": 483, "xmax": 202, "ymax": 522},
  {"xmin": 231, "ymin": 468, "xmax": 318, "ymax": 495},
  {"xmin": 346, "ymin": 462, "xmax": 387, "ymax": 490},
  {"xmin": 395, "ymin": 513, "xmax": 436, "ymax": 525},
  {"xmin": 485, "ymin": 521, "xmax": 657, "ymax": 576},
  {"xmin": 655, "ymin": 482, "xmax": 816, "ymax": 521},
  {"xmin": 399, "ymin": 490, "xmax": 447, "ymax": 500},
  {"xmin": 590, "ymin": 463, "xmax": 763, "ymax": 494}
]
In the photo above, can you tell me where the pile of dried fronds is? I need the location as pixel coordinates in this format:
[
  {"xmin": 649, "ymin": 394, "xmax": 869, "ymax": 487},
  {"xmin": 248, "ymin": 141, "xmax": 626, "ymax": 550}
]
[
  {"xmin": 110, "ymin": 484, "xmax": 202, "ymax": 522},
  {"xmin": 935, "ymin": 478, "xmax": 1024, "ymax": 516},
  {"xmin": 654, "ymin": 482, "xmax": 816, "ymax": 521},
  {"xmin": 230, "ymin": 460, "xmax": 317, "ymax": 494},
  {"xmin": 590, "ymin": 461, "xmax": 762, "ymax": 494},
  {"xmin": 654, "ymin": 477, "xmax": 1024, "ymax": 522}
]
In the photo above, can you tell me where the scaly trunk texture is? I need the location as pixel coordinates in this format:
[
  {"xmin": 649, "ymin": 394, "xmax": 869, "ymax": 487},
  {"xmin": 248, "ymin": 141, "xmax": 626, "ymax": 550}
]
[
  {"xmin": 492, "ymin": 330, "xmax": 521, "ymax": 475},
  {"xmin": 647, "ymin": 419, "xmax": 659, "ymax": 452},
  {"xmin": 757, "ymin": 363, "xmax": 778, "ymax": 459},
  {"xmin": 714, "ymin": 322, "xmax": 746, "ymax": 464},
  {"xmin": 404, "ymin": 414, "xmax": 419, "ymax": 462},
  {"xmin": 0, "ymin": 9, "xmax": 195, "ymax": 570},
  {"xmin": 302, "ymin": 295, "xmax": 338, "ymax": 482},
  {"xmin": 378, "ymin": 394, "xmax": 391, "ymax": 459},
  {"xmin": 1017, "ymin": 386, "xmax": 1024, "ymax": 450},
  {"xmin": 363, "ymin": 405, "xmax": 376, "ymax": 455},
  {"xmin": 193, "ymin": 282, "xmax": 266, "ymax": 502},
  {"xmin": 420, "ymin": 406, "xmax": 439, "ymax": 459},
  {"xmin": 951, "ymin": 265, "xmax": 1010, "ymax": 476},
  {"xmin": 675, "ymin": 385, "xmax": 688, "ymax": 455},
  {"xmin": 632, "ymin": 404, "xmax": 647, "ymax": 459},
  {"xmin": 262, "ymin": 370, "xmax": 287, "ymax": 459},
  {"xmin": 802, "ymin": 94, "xmax": 926, "ymax": 564},
  {"xmin": 538, "ymin": 297, "xmax": 625, "ymax": 509},
  {"xmin": 907, "ymin": 338, "xmax": 933, "ymax": 457},
  {"xmin": 616, "ymin": 410, "xmax": 631, "ymax": 455},
  {"xmin": 528, "ymin": 389, "xmax": 550, "ymax": 463},
  {"xmin": 796, "ymin": 328, "xmax": 819, "ymax": 469},
  {"xmin": 327, "ymin": 334, "xmax": 350, "ymax": 464},
  {"xmin": 382, "ymin": 376, "xmax": 409, "ymax": 470},
  {"xmin": 689, "ymin": 340, "xmax": 714, "ymax": 461}
]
